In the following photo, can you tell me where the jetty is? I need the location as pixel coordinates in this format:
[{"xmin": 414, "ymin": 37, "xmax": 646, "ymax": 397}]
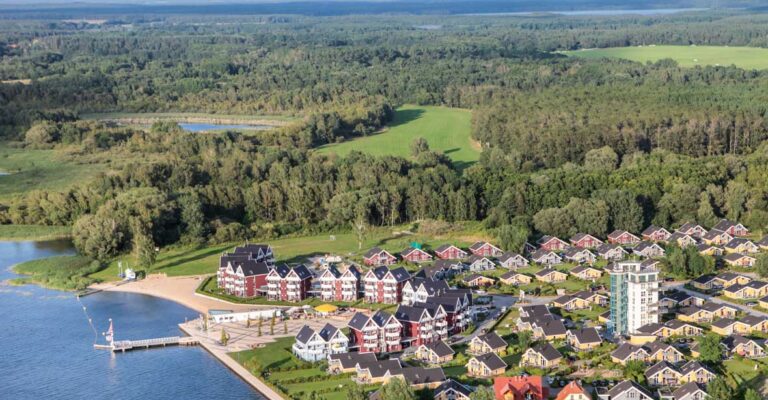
[{"xmin": 93, "ymin": 319, "xmax": 199, "ymax": 352}]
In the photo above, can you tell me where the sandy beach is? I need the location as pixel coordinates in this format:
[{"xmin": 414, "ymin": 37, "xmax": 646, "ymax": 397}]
[{"xmin": 90, "ymin": 275, "xmax": 263, "ymax": 314}]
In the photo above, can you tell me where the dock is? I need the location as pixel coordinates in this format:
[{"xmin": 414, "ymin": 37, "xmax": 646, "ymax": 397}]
[{"xmin": 95, "ymin": 336, "xmax": 199, "ymax": 352}]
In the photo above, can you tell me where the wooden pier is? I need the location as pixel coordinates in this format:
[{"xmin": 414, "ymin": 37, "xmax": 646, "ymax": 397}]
[{"xmin": 95, "ymin": 336, "xmax": 199, "ymax": 352}]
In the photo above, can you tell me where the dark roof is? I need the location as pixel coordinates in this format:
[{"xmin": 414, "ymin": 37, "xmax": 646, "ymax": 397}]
[
  {"xmin": 323, "ymin": 265, "xmax": 342, "ymax": 279},
  {"xmin": 463, "ymin": 273, "xmax": 484, "ymax": 283},
  {"xmin": 358, "ymin": 360, "xmax": 403, "ymax": 378},
  {"xmin": 641, "ymin": 225, "xmax": 667, "ymax": 235},
  {"xmin": 636, "ymin": 323, "xmax": 665, "ymax": 334},
  {"xmin": 677, "ymin": 222, "xmax": 704, "ymax": 233},
  {"xmin": 740, "ymin": 314, "xmax": 768, "ymax": 326},
  {"xmin": 371, "ymin": 310, "xmax": 396, "ymax": 327},
  {"xmin": 678, "ymin": 306, "xmax": 705, "ymax": 317},
  {"xmin": 328, "ymin": 352, "xmax": 377, "ymax": 369},
  {"xmin": 644, "ymin": 340, "xmax": 678, "ymax": 356},
  {"xmin": 500, "ymin": 270, "xmax": 524, "ymax": 280},
  {"xmin": 712, "ymin": 219, "xmax": 738, "ymax": 231},
  {"xmin": 725, "ymin": 237, "xmax": 754, "ymax": 249},
  {"xmin": 476, "ymin": 332, "xmax": 507, "ymax": 350},
  {"xmin": 569, "ymin": 327, "xmax": 601, "ymax": 344},
  {"xmin": 424, "ymin": 340, "xmax": 455, "ymax": 358},
  {"xmin": 531, "ymin": 249, "xmax": 559, "ymax": 260},
  {"xmin": 535, "ymin": 268, "xmax": 563, "ymax": 277},
  {"xmin": 724, "ymin": 252, "xmax": 755, "ymax": 262},
  {"xmin": 679, "ymin": 361, "xmax": 713, "ymax": 376},
  {"xmin": 596, "ymin": 242, "xmax": 625, "ymax": 254},
  {"xmin": 564, "ymin": 247, "xmax": 594, "ymax": 258},
  {"xmin": 758, "ymin": 235, "xmax": 768, "ymax": 246},
  {"xmin": 634, "ymin": 241, "xmax": 661, "ymax": 252},
  {"xmin": 672, "ymin": 383, "xmax": 706, "ymax": 400},
  {"xmin": 607, "ymin": 380, "xmax": 654, "ymax": 398},
  {"xmin": 536, "ymin": 235, "xmax": 564, "ymax": 245},
  {"xmin": 498, "ymin": 252, "xmax": 525, "ymax": 263},
  {"xmin": 611, "ymin": 343, "xmax": 646, "ymax": 361},
  {"xmin": 692, "ymin": 274, "xmax": 717, "ymax": 284},
  {"xmin": 608, "ymin": 229, "xmax": 638, "ymax": 240},
  {"xmin": 703, "ymin": 228, "xmax": 729, "ymax": 240},
  {"xmin": 696, "ymin": 243, "xmax": 717, "ymax": 251},
  {"xmin": 472, "ymin": 352, "xmax": 507, "ymax": 370},
  {"xmin": 295, "ymin": 325, "xmax": 316, "ymax": 344},
  {"xmin": 645, "ymin": 361, "xmax": 676, "ymax": 378},
  {"xmin": 469, "ymin": 241, "xmax": 491, "ymax": 251},
  {"xmin": 348, "ymin": 312, "xmax": 371, "ymax": 331},
  {"xmin": 530, "ymin": 342, "xmax": 562, "ymax": 361},
  {"xmin": 467, "ymin": 254, "xmax": 493, "ymax": 264},
  {"xmin": 317, "ymin": 323, "xmax": 341, "ymax": 341},
  {"xmin": 435, "ymin": 379, "xmax": 471, "ymax": 398},
  {"xmin": 220, "ymin": 253, "xmax": 253, "ymax": 269},
  {"xmin": 364, "ymin": 247, "xmax": 386, "ymax": 258},
  {"xmin": 272, "ymin": 263, "xmax": 312, "ymax": 279},
  {"xmin": 664, "ymin": 320, "xmax": 697, "ymax": 330},
  {"xmin": 401, "ymin": 366, "xmax": 446, "ymax": 385},
  {"xmin": 711, "ymin": 318, "xmax": 738, "ymax": 329},
  {"xmin": 233, "ymin": 243, "xmax": 271, "ymax": 256},
  {"xmin": 435, "ymin": 244, "xmax": 463, "ymax": 254},
  {"xmin": 389, "ymin": 267, "xmax": 411, "ymax": 282},
  {"xmin": 395, "ymin": 305, "xmax": 431, "ymax": 322},
  {"xmin": 717, "ymin": 271, "xmax": 748, "ymax": 281},
  {"xmin": 234, "ymin": 259, "xmax": 272, "ymax": 277},
  {"xmin": 722, "ymin": 335, "xmax": 764, "ymax": 351},
  {"xmin": 535, "ymin": 318, "xmax": 567, "ymax": 336},
  {"xmin": 700, "ymin": 302, "xmax": 736, "ymax": 313}
]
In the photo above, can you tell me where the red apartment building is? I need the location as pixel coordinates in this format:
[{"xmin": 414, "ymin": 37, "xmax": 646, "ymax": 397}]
[
  {"xmin": 363, "ymin": 266, "xmax": 411, "ymax": 304},
  {"xmin": 318, "ymin": 265, "xmax": 361, "ymax": 302},
  {"xmin": 348, "ymin": 311, "xmax": 403, "ymax": 353},
  {"xmin": 266, "ymin": 264, "xmax": 313, "ymax": 302}
]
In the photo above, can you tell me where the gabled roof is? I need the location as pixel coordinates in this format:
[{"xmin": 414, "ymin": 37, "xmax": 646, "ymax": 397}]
[
  {"xmin": 672, "ymin": 382, "xmax": 706, "ymax": 400},
  {"xmin": 536, "ymin": 235, "xmax": 566, "ymax": 245},
  {"xmin": 634, "ymin": 241, "xmax": 663, "ymax": 252},
  {"xmin": 530, "ymin": 249, "xmax": 560, "ymax": 261},
  {"xmin": 717, "ymin": 271, "xmax": 749, "ymax": 282},
  {"xmin": 723, "ymin": 252, "xmax": 755, "ymax": 262},
  {"xmin": 703, "ymin": 228, "xmax": 731, "ymax": 241},
  {"xmin": 636, "ymin": 323, "xmax": 665, "ymax": 335},
  {"xmin": 371, "ymin": 310, "xmax": 397, "ymax": 327},
  {"xmin": 471, "ymin": 352, "xmax": 507, "ymax": 370},
  {"xmin": 700, "ymin": 302, "xmax": 736, "ymax": 313},
  {"xmin": 535, "ymin": 318, "xmax": 567, "ymax": 337},
  {"xmin": 493, "ymin": 376, "xmax": 546, "ymax": 400},
  {"xmin": 563, "ymin": 247, "xmax": 595, "ymax": 258},
  {"xmin": 569, "ymin": 327, "xmax": 601, "ymax": 345},
  {"xmin": 364, "ymin": 246, "xmax": 390, "ymax": 259},
  {"xmin": 607, "ymin": 380, "xmax": 654, "ymax": 398},
  {"xmin": 529, "ymin": 342, "xmax": 562, "ymax": 361},
  {"xmin": 535, "ymin": 267, "xmax": 564, "ymax": 277},
  {"xmin": 233, "ymin": 243, "xmax": 271, "ymax": 256},
  {"xmin": 395, "ymin": 305, "xmax": 431, "ymax": 322},
  {"xmin": 570, "ymin": 265, "xmax": 598, "ymax": 274},
  {"xmin": 500, "ymin": 270, "xmax": 529, "ymax": 281},
  {"xmin": 722, "ymin": 335, "xmax": 764, "ymax": 351},
  {"xmin": 758, "ymin": 235, "xmax": 768, "ymax": 246},
  {"xmin": 475, "ymin": 332, "xmax": 507, "ymax": 350},
  {"xmin": 423, "ymin": 340, "xmax": 455, "ymax": 358},
  {"xmin": 401, "ymin": 366, "xmax": 446, "ymax": 386},
  {"xmin": 328, "ymin": 352, "xmax": 377, "ymax": 369},
  {"xmin": 435, "ymin": 379, "xmax": 471, "ymax": 398},
  {"xmin": 295, "ymin": 325, "xmax": 316, "ymax": 344},
  {"xmin": 318, "ymin": 323, "xmax": 342, "ymax": 342},
  {"xmin": 642, "ymin": 225, "xmax": 669, "ymax": 236},
  {"xmin": 711, "ymin": 318, "xmax": 739, "ymax": 329},
  {"xmin": 556, "ymin": 381, "xmax": 589, "ymax": 400},
  {"xmin": 271, "ymin": 263, "xmax": 311, "ymax": 279},
  {"xmin": 713, "ymin": 219, "xmax": 739, "ymax": 231},
  {"xmin": 677, "ymin": 222, "xmax": 705, "ymax": 233},
  {"xmin": 740, "ymin": 314, "xmax": 768, "ymax": 327},
  {"xmin": 596, "ymin": 242, "xmax": 627, "ymax": 255},
  {"xmin": 679, "ymin": 361, "xmax": 714, "ymax": 376},
  {"xmin": 611, "ymin": 343, "xmax": 648, "ymax": 361},
  {"xmin": 608, "ymin": 229, "xmax": 639, "ymax": 240},
  {"xmin": 233, "ymin": 259, "xmax": 272, "ymax": 277},
  {"xmin": 645, "ymin": 361, "xmax": 678, "ymax": 378},
  {"xmin": 725, "ymin": 237, "xmax": 756, "ymax": 249},
  {"xmin": 401, "ymin": 247, "xmax": 431, "ymax": 258},
  {"xmin": 470, "ymin": 241, "xmax": 500, "ymax": 251},
  {"xmin": 388, "ymin": 266, "xmax": 411, "ymax": 282},
  {"xmin": 692, "ymin": 274, "xmax": 718, "ymax": 285},
  {"xmin": 498, "ymin": 252, "xmax": 526, "ymax": 263},
  {"xmin": 357, "ymin": 359, "xmax": 403, "ymax": 378},
  {"xmin": 434, "ymin": 244, "xmax": 464, "ymax": 254},
  {"xmin": 570, "ymin": 232, "xmax": 601, "ymax": 243},
  {"xmin": 467, "ymin": 254, "xmax": 494, "ymax": 264}
]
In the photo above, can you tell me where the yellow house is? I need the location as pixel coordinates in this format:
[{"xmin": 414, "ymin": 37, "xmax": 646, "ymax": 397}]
[
  {"xmin": 711, "ymin": 318, "xmax": 751, "ymax": 335},
  {"xmin": 535, "ymin": 268, "xmax": 568, "ymax": 283},
  {"xmin": 741, "ymin": 315, "xmax": 768, "ymax": 333},
  {"xmin": 677, "ymin": 307, "xmax": 713, "ymax": 324},
  {"xmin": 415, "ymin": 341, "xmax": 455, "ymax": 365},
  {"xmin": 499, "ymin": 272, "xmax": 532, "ymax": 286},
  {"xmin": 645, "ymin": 362, "xmax": 683, "ymax": 387},
  {"xmin": 645, "ymin": 341, "xmax": 685, "ymax": 364},
  {"xmin": 700, "ymin": 302, "xmax": 738, "ymax": 319},
  {"xmin": 566, "ymin": 328, "xmax": 602, "ymax": 351},
  {"xmin": 569, "ymin": 265, "xmax": 603, "ymax": 280},
  {"xmin": 759, "ymin": 295, "xmax": 768, "ymax": 310},
  {"xmin": 466, "ymin": 353, "xmax": 507, "ymax": 378},
  {"xmin": 520, "ymin": 342, "xmax": 562, "ymax": 369},
  {"xmin": 468, "ymin": 332, "xmax": 507, "ymax": 355},
  {"xmin": 679, "ymin": 362, "xmax": 716, "ymax": 385},
  {"xmin": 724, "ymin": 281, "xmax": 768, "ymax": 299},
  {"xmin": 551, "ymin": 295, "xmax": 591, "ymax": 311}
]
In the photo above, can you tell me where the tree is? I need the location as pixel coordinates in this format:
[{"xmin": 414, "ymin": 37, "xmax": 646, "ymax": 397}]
[
  {"xmin": 516, "ymin": 331, "xmax": 532, "ymax": 352},
  {"xmin": 706, "ymin": 377, "xmax": 733, "ymax": 400},
  {"xmin": 743, "ymin": 388, "xmax": 761, "ymax": 400},
  {"xmin": 697, "ymin": 191, "xmax": 719, "ymax": 227},
  {"xmin": 283, "ymin": 320, "xmax": 288, "ymax": 334},
  {"xmin": 497, "ymin": 223, "xmax": 530, "ymax": 254},
  {"xmin": 379, "ymin": 377, "xmax": 416, "ymax": 400},
  {"xmin": 72, "ymin": 214, "xmax": 124, "ymax": 261},
  {"xmin": 351, "ymin": 214, "xmax": 368, "ymax": 250},
  {"xmin": 346, "ymin": 385, "xmax": 367, "ymax": 400},
  {"xmin": 697, "ymin": 333, "xmax": 723, "ymax": 365},
  {"xmin": 533, "ymin": 207, "xmax": 574, "ymax": 238},
  {"xmin": 220, "ymin": 328, "xmax": 229, "ymax": 345},
  {"xmin": 24, "ymin": 121, "xmax": 60, "ymax": 147},
  {"xmin": 410, "ymin": 137, "xmax": 430, "ymax": 157},
  {"xmin": 584, "ymin": 146, "xmax": 619, "ymax": 171},
  {"xmin": 470, "ymin": 386, "xmax": 495, "ymax": 400},
  {"xmin": 131, "ymin": 218, "xmax": 157, "ymax": 269},
  {"xmin": 756, "ymin": 254, "xmax": 768, "ymax": 278},
  {"xmin": 624, "ymin": 360, "xmax": 647, "ymax": 384},
  {"xmin": 270, "ymin": 315, "xmax": 275, "ymax": 335},
  {"xmin": 178, "ymin": 192, "xmax": 208, "ymax": 244},
  {"xmin": 258, "ymin": 319, "xmax": 263, "ymax": 337}
]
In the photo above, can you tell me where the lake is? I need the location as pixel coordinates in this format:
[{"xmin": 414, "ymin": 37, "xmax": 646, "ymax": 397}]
[
  {"xmin": 178, "ymin": 123, "xmax": 272, "ymax": 132},
  {"xmin": 463, "ymin": 8, "xmax": 709, "ymax": 16},
  {"xmin": 0, "ymin": 240, "xmax": 263, "ymax": 400}
]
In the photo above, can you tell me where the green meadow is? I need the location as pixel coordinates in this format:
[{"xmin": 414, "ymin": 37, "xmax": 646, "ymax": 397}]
[
  {"xmin": 318, "ymin": 105, "xmax": 480, "ymax": 169},
  {"xmin": 563, "ymin": 45, "xmax": 768, "ymax": 70}
]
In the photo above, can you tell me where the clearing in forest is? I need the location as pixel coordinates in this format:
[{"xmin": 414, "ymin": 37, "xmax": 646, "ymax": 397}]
[
  {"xmin": 562, "ymin": 45, "xmax": 768, "ymax": 70},
  {"xmin": 317, "ymin": 105, "xmax": 479, "ymax": 169}
]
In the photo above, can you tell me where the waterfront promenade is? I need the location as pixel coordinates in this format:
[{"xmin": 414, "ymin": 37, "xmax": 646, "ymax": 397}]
[{"xmin": 179, "ymin": 315, "xmax": 349, "ymax": 400}]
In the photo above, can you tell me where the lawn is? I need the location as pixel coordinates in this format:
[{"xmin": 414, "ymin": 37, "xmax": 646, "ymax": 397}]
[
  {"xmin": 12, "ymin": 254, "xmax": 99, "ymax": 291},
  {"xmin": 723, "ymin": 357, "xmax": 768, "ymax": 390},
  {"xmin": 0, "ymin": 143, "xmax": 109, "ymax": 201},
  {"xmin": 317, "ymin": 105, "xmax": 479, "ymax": 169},
  {"xmin": 562, "ymin": 45, "xmax": 768, "ymax": 70},
  {"xmin": 89, "ymin": 222, "xmax": 488, "ymax": 282},
  {"xmin": 0, "ymin": 224, "xmax": 71, "ymax": 241}
]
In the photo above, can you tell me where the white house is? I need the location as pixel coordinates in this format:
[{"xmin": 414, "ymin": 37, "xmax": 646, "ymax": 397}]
[{"xmin": 292, "ymin": 323, "xmax": 348, "ymax": 362}]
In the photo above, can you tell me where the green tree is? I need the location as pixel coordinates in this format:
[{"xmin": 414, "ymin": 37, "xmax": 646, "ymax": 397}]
[
  {"xmin": 584, "ymin": 146, "xmax": 619, "ymax": 171},
  {"xmin": 697, "ymin": 191, "xmax": 719, "ymax": 227},
  {"xmin": 497, "ymin": 223, "xmax": 530, "ymax": 254},
  {"xmin": 258, "ymin": 319, "xmax": 263, "ymax": 337},
  {"xmin": 410, "ymin": 137, "xmax": 430, "ymax": 157},
  {"xmin": 624, "ymin": 360, "xmax": 646, "ymax": 384},
  {"xmin": 131, "ymin": 218, "xmax": 157, "ymax": 269},
  {"xmin": 283, "ymin": 320, "xmax": 288, "ymax": 334},
  {"xmin": 380, "ymin": 377, "xmax": 416, "ymax": 400},
  {"xmin": 516, "ymin": 331, "xmax": 533, "ymax": 352},
  {"xmin": 756, "ymin": 254, "xmax": 768, "ymax": 278},
  {"xmin": 533, "ymin": 207, "xmax": 574, "ymax": 238},
  {"xmin": 220, "ymin": 328, "xmax": 229, "ymax": 345},
  {"xmin": 346, "ymin": 385, "xmax": 367, "ymax": 400},
  {"xmin": 72, "ymin": 214, "xmax": 124, "ymax": 261},
  {"xmin": 178, "ymin": 192, "xmax": 208, "ymax": 244},
  {"xmin": 743, "ymin": 388, "xmax": 761, "ymax": 400},
  {"xmin": 706, "ymin": 377, "xmax": 733, "ymax": 400},
  {"xmin": 270, "ymin": 315, "xmax": 275, "ymax": 335},
  {"xmin": 697, "ymin": 333, "xmax": 723, "ymax": 365},
  {"xmin": 470, "ymin": 386, "xmax": 496, "ymax": 400}
]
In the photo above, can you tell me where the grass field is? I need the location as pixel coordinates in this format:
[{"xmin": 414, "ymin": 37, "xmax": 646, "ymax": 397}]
[
  {"xmin": 0, "ymin": 143, "xmax": 109, "ymax": 201},
  {"xmin": 12, "ymin": 255, "xmax": 98, "ymax": 290},
  {"xmin": 562, "ymin": 45, "xmax": 768, "ymax": 70},
  {"xmin": 0, "ymin": 224, "xmax": 71, "ymax": 241},
  {"xmin": 317, "ymin": 105, "xmax": 480, "ymax": 169},
  {"xmin": 89, "ymin": 222, "xmax": 488, "ymax": 282}
]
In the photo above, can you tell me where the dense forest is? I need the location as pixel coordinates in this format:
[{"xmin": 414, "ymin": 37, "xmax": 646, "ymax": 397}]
[{"xmin": 3, "ymin": 9, "xmax": 768, "ymax": 259}]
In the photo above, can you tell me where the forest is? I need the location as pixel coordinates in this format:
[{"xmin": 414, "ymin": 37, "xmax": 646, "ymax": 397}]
[{"xmin": 3, "ymin": 9, "xmax": 768, "ymax": 260}]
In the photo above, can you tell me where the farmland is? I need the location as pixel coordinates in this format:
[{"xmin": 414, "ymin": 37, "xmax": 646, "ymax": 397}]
[
  {"xmin": 317, "ymin": 105, "xmax": 479, "ymax": 169},
  {"xmin": 562, "ymin": 45, "xmax": 768, "ymax": 70}
]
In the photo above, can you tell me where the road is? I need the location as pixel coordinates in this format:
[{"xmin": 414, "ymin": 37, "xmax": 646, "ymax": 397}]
[{"xmin": 665, "ymin": 282, "xmax": 768, "ymax": 318}]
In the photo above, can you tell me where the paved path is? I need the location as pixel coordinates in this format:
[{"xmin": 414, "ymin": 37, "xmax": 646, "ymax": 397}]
[
  {"xmin": 667, "ymin": 283, "xmax": 768, "ymax": 318},
  {"xmin": 180, "ymin": 321, "xmax": 287, "ymax": 400}
]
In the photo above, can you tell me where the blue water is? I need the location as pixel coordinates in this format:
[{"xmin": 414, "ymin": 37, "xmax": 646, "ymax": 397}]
[
  {"xmin": 178, "ymin": 123, "xmax": 270, "ymax": 132},
  {"xmin": 0, "ymin": 240, "xmax": 263, "ymax": 400},
  {"xmin": 464, "ymin": 8, "xmax": 709, "ymax": 16}
]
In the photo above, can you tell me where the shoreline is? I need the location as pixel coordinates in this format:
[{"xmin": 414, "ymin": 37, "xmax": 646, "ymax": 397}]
[{"xmin": 179, "ymin": 322, "xmax": 285, "ymax": 400}]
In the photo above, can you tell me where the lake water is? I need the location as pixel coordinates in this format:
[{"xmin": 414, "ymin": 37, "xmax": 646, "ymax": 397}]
[
  {"xmin": 0, "ymin": 240, "xmax": 263, "ymax": 400},
  {"xmin": 463, "ymin": 8, "xmax": 709, "ymax": 16},
  {"xmin": 178, "ymin": 123, "xmax": 272, "ymax": 132}
]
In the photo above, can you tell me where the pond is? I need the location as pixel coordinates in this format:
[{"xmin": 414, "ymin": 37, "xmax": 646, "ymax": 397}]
[{"xmin": 178, "ymin": 123, "xmax": 273, "ymax": 132}]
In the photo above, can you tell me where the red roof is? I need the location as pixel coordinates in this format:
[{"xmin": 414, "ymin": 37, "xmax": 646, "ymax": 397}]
[
  {"xmin": 493, "ymin": 376, "xmax": 548, "ymax": 400},
  {"xmin": 556, "ymin": 381, "xmax": 589, "ymax": 400}
]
